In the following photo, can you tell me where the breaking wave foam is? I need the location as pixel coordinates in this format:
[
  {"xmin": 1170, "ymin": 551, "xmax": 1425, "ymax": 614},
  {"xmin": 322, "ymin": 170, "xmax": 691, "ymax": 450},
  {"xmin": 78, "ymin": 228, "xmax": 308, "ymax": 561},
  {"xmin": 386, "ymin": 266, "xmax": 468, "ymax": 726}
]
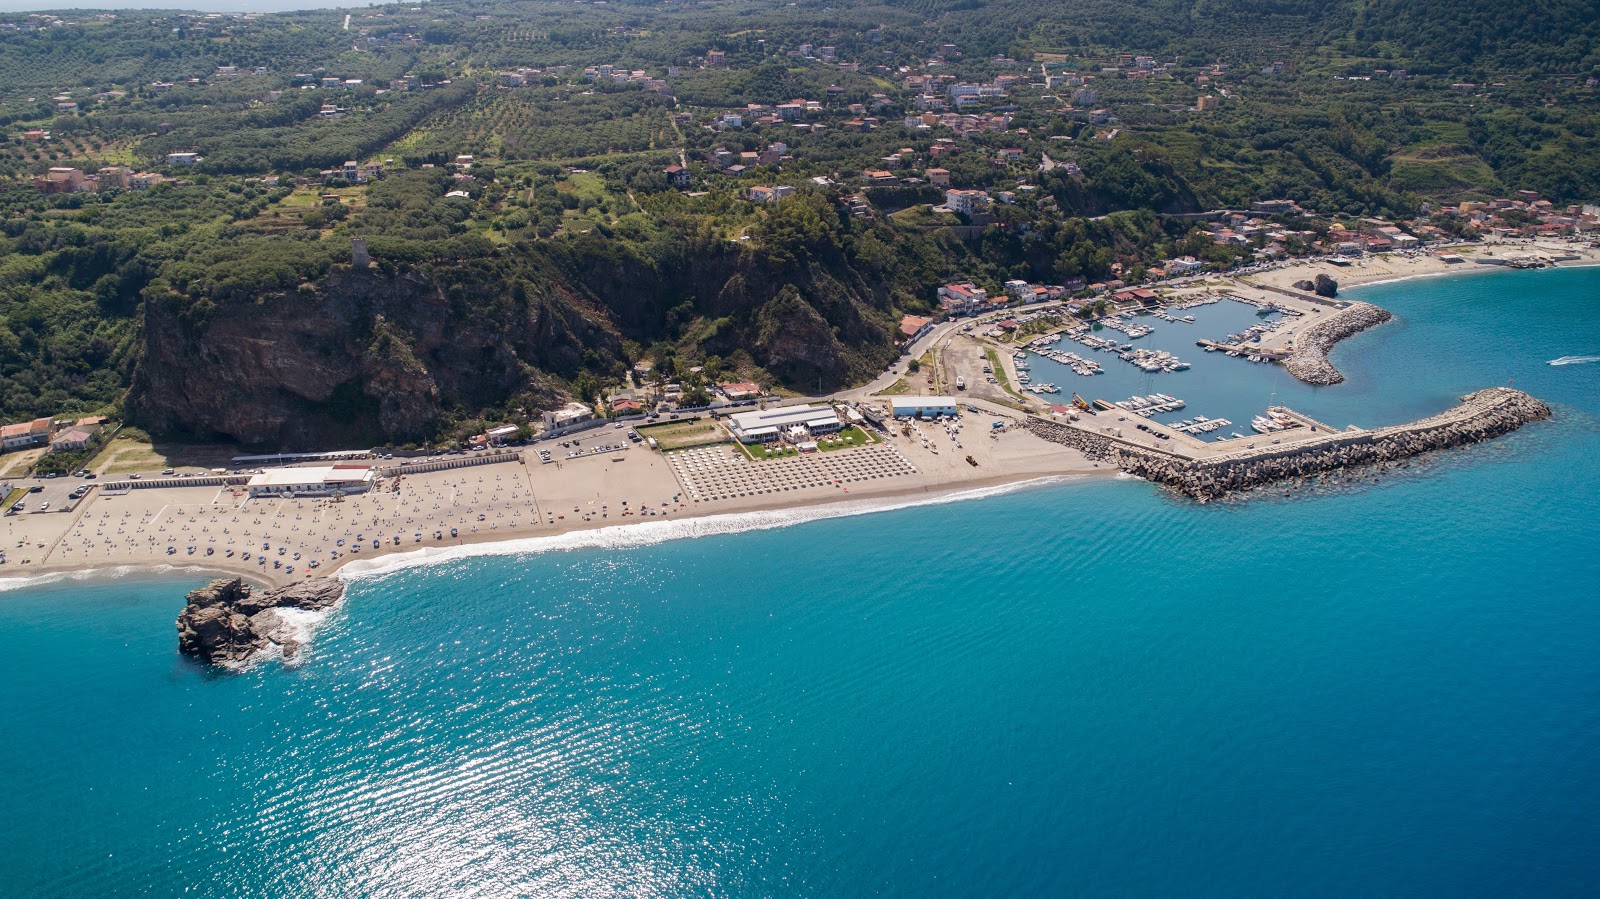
[
  {"xmin": 338, "ymin": 476, "xmax": 1084, "ymax": 583},
  {"xmin": 0, "ymin": 563, "xmax": 228, "ymax": 594}
]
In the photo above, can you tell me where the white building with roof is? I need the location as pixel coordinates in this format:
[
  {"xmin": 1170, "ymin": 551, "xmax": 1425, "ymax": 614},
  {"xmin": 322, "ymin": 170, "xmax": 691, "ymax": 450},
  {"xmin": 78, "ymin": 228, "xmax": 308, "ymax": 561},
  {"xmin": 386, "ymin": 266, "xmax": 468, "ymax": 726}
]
[
  {"xmin": 542, "ymin": 402, "xmax": 593, "ymax": 431},
  {"xmin": 889, "ymin": 396, "xmax": 960, "ymax": 418},
  {"xmin": 246, "ymin": 465, "xmax": 375, "ymax": 498},
  {"xmin": 726, "ymin": 404, "xmax": 843, "ymax": 444}
]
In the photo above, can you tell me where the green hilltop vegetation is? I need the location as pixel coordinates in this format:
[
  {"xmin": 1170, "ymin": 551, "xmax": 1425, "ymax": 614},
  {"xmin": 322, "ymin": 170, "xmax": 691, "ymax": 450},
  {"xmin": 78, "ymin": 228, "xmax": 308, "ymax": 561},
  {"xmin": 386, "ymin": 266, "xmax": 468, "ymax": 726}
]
[{"xmin": 0, "ymin": 0, "xmax": 1596, "ymax": 448}]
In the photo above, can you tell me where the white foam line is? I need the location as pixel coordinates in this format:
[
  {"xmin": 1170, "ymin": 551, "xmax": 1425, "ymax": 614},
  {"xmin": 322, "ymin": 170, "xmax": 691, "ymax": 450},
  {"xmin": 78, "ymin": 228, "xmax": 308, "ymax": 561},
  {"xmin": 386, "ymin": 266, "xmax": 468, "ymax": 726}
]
[
  {"xmin": 0, "ymin": 562, "xmax": 233, "ymax": 594},
  {"xmin": 337, "ymin": 476, "xmax": 1089, "ymax": 583}
]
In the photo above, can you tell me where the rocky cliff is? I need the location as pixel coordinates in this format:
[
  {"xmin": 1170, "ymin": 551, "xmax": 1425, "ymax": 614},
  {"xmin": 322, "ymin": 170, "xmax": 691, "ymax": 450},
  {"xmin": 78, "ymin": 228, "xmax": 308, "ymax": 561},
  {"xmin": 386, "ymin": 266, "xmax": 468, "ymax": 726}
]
[
  {"xmin": 176, "ymin": 577, "xmax": 346, "ymax": 667},
  {"xmin": 129, "ymin": 263, "xmax": 619, "ymax": 448},
  {"xmin": 128, "ymin": 237, "xmax": 900, "ymax": 448}
]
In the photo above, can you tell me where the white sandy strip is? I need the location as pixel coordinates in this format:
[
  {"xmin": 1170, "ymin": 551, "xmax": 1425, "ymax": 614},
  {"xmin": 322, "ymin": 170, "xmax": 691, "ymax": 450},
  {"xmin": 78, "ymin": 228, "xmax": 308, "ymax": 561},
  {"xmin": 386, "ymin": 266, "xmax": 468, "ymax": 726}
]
[{"xmin": 337, "ymin": 475, "xmax": 1088, "ymax": 583}]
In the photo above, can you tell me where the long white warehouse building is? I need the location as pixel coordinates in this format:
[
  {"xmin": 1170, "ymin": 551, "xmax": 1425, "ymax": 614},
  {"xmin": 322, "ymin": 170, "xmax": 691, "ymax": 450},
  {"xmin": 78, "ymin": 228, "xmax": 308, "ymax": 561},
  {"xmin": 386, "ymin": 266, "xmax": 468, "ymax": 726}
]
[{"xmin": 889, "ymin": 396, "xmax": 961, "ymax": 418}]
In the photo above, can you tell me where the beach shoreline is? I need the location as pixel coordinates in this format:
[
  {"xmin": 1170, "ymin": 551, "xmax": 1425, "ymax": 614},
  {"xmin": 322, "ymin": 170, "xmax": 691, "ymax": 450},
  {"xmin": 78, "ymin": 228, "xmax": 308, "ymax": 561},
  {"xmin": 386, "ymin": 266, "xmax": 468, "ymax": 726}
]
[{"xmin": 0, "ymin": 415, "xmax": 1113, "ymax": 592}]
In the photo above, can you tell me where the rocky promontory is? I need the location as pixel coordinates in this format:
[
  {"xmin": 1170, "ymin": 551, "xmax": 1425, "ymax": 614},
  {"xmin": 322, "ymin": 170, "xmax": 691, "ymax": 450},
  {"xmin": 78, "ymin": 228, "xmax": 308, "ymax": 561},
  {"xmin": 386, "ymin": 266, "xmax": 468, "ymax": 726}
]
[
  {"xmin": 1282, "ymin": 302, "xmax": 1394, "ymax": 385},
  {"xmin": 176, "ymin": 577, "xmax": 345, "ymax": 667}
]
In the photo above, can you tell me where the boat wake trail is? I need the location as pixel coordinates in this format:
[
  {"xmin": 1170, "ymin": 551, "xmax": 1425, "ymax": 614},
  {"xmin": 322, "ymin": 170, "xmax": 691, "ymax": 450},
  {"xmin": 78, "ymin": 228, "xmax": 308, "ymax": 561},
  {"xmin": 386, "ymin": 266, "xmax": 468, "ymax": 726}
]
[{"xmin": 1548, "ymin": 355, "xmax": 1600, "ymax": 366}]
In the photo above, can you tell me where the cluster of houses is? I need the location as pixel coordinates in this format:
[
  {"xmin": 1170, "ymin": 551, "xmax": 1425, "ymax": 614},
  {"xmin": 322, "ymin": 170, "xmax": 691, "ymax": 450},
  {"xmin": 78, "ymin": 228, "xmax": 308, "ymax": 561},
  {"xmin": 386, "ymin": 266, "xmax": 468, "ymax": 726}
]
[
  {"xmin": 577, "ymin": 65, "xmax": 671, "ymax": 93},
  {"xmin": 1426, "ymin": 193, "xmax": 1600, "ymax": 239},
  {"xmin": 900, "ymin": 72, "xmax": 1029, "ymax": 111},
  {"xmin": 708, "ymin": 141, "xmax": 792, "ymax": 173},
  {"xmin": 0, "ymin": 416, "xmax": 107, "ymax": 454},
  {"xmin": 318, "ymin": 160, "xmax": 384, "ymax": 186},
  {"xmin": 900, "ymin": 111, "xmax": 1014, "ymax": 137},
  {"xmin": 32, "ymin": 166, "xmax": 169, "ymax": 194},
  {"xmin": 535, "ymin": 380, "xmax": 770, "ymax": 438},
  {"xmin": 933, "ymin": 279, "xmax": 1078, "ymax": 320}
]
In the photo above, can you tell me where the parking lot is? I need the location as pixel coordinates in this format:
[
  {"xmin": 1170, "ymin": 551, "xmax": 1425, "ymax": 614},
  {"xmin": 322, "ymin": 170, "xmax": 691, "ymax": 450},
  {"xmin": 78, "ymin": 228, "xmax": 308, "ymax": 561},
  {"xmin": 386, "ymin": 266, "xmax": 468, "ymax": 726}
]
[
  {"xmin": 538, "ymin": 422, "xmax": 644, "ymax": 464},
  {"xmin": 6, "ymin": 474, "xmax": 97, "ymax": 516}
]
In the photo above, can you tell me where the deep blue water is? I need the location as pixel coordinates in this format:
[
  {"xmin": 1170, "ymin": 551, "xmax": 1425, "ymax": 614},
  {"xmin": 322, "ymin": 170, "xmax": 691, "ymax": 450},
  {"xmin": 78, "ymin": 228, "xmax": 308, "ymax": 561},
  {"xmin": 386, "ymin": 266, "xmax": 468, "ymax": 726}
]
[{"xmin": 2, "ymin": 267, "xmax": 1599, "ymax": 897}]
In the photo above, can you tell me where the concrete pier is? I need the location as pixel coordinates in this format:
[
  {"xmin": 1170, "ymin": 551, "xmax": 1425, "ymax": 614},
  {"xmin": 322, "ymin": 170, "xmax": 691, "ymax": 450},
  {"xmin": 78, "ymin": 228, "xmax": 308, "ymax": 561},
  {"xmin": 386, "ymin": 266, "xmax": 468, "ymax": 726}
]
[{"xmin": 1025, "ymin": 387, "xmax": 1551, "ymax": 502}]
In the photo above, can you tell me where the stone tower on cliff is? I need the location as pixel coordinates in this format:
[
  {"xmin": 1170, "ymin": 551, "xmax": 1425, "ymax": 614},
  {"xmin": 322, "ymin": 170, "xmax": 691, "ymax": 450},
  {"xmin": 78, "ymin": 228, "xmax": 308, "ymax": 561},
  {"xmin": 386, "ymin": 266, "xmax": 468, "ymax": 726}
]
[{"xmin": 351, "ymin": 236, "xmax": 370, "ymax": 269}]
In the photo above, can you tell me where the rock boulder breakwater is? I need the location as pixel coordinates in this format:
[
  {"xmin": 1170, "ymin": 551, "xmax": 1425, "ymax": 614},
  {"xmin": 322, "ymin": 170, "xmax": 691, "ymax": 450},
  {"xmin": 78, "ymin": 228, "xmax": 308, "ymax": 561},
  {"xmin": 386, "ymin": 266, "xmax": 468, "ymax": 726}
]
[
  {"xmin": 177, "ymin": 577, "xmax": 345, "ymax": 666},
  {"xmin": 1282, "ymin": 302, "xmax": 1394, "ymax": 385},
  {"xmin": 1025, "ymin": 387, "xmax": 1551, "ymax": 502}
]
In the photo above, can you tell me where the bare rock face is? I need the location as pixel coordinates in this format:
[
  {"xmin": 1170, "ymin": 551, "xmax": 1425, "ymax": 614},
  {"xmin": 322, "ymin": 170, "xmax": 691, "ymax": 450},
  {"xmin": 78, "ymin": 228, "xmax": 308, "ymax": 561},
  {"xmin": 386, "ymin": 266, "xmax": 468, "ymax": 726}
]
[{"xmin": 177, "ymin": 577, "xmax": 345, "ymax": 667}]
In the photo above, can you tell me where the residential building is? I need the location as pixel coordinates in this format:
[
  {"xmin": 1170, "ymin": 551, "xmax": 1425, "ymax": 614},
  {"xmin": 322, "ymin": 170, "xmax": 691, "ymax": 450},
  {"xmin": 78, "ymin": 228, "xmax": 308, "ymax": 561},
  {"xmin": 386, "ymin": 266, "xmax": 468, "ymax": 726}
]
[
  {"xmin": 937, "ymin": 282, "xmax": 987, "ymax": 316},
  {"xmin": 0, "ymin": 417, "xmax": 53, "ymax": 450},
  {"xmin": 542, "ymin": 402, "xmax": 594, "ymax": 431},
  {"xmin": 34, "ymin": 167, "xmax": 85, "ymax": 193},
  {"xmin": 719, "ymin": 382, "xmax": 763, "ymax": 400},
  {"xmin": 49, "ymin": 426, "xmax": 98, "ymax": 453},
  {"xmin": 899, "ymin": 315, "xmax": 934, "ymax": 342},
  {"xmin": 943, "ymin": 189, "xmax": 990, "ymax": 216}
]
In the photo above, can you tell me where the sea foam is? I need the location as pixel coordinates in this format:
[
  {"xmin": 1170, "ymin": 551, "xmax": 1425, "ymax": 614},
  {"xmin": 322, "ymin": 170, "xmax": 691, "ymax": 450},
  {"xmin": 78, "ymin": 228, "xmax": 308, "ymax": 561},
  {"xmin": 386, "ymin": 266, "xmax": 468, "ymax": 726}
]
[{"xmin": 337, "ymin": 476, "xmax": 1084, "ymax": 582}]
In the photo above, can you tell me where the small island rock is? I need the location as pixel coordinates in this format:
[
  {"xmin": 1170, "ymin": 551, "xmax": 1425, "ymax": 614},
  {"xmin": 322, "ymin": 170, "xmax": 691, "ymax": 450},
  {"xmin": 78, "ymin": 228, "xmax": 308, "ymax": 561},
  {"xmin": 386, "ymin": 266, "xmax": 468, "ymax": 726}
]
[{"xmin": 176, "ymin": 577, "xmax": 345, "ymax": 667}]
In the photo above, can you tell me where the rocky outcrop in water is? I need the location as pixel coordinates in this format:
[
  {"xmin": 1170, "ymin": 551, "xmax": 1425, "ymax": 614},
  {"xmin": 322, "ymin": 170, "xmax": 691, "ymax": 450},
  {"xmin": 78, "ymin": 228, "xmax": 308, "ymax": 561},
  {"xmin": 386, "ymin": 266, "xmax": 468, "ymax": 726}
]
[
  {"xmin": 1026, "ymin": 388, "xmax": 1550, "ymax": 503},
  {"xmin": 176, "ymin": 577, "xmax": 345, "ymax": 667},
  {"xmin": 1282, "ymin": 302, "xmax": 1393, "ymax": 385}
]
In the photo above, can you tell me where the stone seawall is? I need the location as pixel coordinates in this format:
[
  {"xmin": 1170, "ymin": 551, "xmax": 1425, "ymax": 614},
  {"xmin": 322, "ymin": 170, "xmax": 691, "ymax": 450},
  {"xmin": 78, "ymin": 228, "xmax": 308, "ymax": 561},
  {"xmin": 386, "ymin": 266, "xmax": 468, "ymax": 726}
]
[
  {"xmin": 1282, "ymin": 302, "xmax": 1394, "ymax": 385},
  {"xmin": 1025, "ymin": 388, "xmax": 1550, "ymax": 502}
]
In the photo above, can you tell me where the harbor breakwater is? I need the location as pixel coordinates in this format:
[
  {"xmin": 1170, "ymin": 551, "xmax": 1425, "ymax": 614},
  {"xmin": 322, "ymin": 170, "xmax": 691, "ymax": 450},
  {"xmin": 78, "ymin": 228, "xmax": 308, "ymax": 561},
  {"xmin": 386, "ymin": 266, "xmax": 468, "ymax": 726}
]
[
  {"xmin": 1025, "ymin": 387, "xmax": 1551, "ymax": 502},
  {"xmin": 1282, "ymin": 302, "xmax": 1394, "ymax": 385}
]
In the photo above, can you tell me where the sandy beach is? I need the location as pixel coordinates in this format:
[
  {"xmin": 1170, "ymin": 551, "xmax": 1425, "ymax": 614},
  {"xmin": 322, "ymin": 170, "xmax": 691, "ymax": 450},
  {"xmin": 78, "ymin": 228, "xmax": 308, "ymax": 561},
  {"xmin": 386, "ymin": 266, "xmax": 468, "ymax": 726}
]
[
  {"xmin": 1246, "ymin": 237, "xmax": 1600, "ymax": 292},
  {"xmin": 0, "ymin": 408, "xmax": 1105, "ymax": 590}
]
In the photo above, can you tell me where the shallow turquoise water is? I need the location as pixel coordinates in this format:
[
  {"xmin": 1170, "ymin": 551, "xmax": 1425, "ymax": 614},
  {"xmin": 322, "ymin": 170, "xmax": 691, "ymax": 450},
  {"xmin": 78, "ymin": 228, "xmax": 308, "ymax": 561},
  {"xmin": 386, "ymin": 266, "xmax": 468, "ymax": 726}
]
[{"xmin": 2, "ymin": 267, "xmax": 1598, "ymax": 896}]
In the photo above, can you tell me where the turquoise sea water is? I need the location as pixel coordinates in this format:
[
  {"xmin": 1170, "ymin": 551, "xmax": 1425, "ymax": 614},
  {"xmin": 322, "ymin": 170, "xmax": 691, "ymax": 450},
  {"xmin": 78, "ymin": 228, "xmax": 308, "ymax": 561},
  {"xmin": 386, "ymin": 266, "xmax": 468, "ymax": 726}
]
[{"xmin": 2, "ymin": 267, "xmax": 1599, "ymax": 896}]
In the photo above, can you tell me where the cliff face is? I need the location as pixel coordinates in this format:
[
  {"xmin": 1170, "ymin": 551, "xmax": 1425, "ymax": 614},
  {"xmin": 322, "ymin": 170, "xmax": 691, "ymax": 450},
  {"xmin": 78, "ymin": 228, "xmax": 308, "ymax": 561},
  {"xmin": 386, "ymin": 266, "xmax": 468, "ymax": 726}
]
[
  {"xmin": 129, "ymin": 263, "xmax": 620, "ymax": 448},
  {"xmin": 129, "ymin": 237, "xmax": 900, "ymax": 448}
]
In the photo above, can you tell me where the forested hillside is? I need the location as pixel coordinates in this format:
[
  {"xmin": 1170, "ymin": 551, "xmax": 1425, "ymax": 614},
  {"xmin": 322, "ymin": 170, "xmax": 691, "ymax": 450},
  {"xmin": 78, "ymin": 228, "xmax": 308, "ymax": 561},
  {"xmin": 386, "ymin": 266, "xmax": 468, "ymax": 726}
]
[{"xmin": 0, "ymin": 0, "xmax": 1595, "ymax": 448}]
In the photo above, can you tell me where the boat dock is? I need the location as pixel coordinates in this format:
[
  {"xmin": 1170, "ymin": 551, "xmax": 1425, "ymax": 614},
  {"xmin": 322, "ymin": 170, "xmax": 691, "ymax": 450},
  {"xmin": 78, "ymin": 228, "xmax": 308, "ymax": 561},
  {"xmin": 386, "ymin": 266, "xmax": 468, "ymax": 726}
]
[
  {"xmin": 1023, "ymin": 387, "xmax": 1551, "ymax": 502},
  {"xmin": 1196, "ymin": 338, "xmax": 1291, "ymax": 361}
]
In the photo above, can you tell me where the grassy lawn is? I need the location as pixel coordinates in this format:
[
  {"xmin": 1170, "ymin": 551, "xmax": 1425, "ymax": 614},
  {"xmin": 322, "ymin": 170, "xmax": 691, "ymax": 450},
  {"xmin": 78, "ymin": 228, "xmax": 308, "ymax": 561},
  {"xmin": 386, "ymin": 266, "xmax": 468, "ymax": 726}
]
[
  {"xmin": 87, "ymin": 434, "xmax": 239, "ymax": 475},
  {"xmin": 817, "ymin": 425, "xmax": 876, "ymax": 452},
  {"xmin": 1, "ymin": 487, "xmax": 25, "ymax": 511},
  {"xmin": 0, "ymin": 447, "xmax": 44, "ymax": 479},
  {"xmin": 636, "ymin": 418, "xmax": 728, "ymax": 451},
  {"xmin": 557, "ymin": 171, "xmax": 608, "ymax": 201},
  {"xmin": 736, "ymin": 441, "xmax": 798, "ymax": 460},
  {"xmin": 876, "ymin": 377, "xmax": 912, "ymax": 396}
]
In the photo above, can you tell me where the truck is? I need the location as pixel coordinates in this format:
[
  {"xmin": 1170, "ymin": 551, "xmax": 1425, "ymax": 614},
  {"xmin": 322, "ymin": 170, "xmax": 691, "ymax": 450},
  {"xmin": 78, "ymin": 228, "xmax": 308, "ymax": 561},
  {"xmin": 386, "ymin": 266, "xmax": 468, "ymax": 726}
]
[{"xmin": 956, "ymin": 376, "xmax": 966, "ymax": 390}]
